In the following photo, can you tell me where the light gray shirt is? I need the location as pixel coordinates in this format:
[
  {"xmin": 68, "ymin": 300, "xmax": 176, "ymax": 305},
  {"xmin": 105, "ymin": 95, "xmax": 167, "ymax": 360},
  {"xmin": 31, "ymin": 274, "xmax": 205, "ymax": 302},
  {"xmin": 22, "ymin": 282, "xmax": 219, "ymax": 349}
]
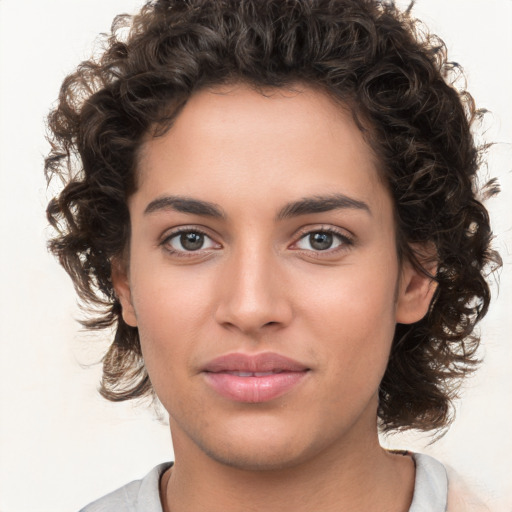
[{"xmin": 80, "ymin": 453, "xmax": 447, "ymax": 512}]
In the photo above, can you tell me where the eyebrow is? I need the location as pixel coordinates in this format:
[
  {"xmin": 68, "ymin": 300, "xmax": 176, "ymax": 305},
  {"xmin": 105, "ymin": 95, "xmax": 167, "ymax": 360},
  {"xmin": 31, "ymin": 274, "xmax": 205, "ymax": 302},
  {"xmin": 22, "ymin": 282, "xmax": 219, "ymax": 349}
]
[
  {"xmin": 276, "ymin": 194, "xmax": 371, "ymax": 220},
  {"xmin": 144, "ymin": 196, "xmax": 226, "ymax": 218},
  {"xmin": 143, "ymin": 193, "xmax": 370, "ymax": 220}
]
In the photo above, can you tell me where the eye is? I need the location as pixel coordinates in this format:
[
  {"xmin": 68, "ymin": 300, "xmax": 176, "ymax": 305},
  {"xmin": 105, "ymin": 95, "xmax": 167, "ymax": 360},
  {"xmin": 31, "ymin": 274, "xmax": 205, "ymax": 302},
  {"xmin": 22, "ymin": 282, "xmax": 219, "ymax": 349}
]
[
  {"xmin": 293, "ymin": 230, "xmax": 352, "ymax": 252},
  {"xmin": 164, "ymin": 230, "xmax": 218, "ymax": 253}
]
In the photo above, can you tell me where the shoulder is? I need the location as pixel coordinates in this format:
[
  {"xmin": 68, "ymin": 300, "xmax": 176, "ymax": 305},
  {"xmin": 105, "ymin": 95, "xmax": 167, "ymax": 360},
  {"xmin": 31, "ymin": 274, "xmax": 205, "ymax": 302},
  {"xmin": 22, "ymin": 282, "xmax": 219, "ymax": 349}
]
[
  {"xmin": 409, "ymin": 453, "xmax": 448, "ymax": 512},
  {"xmin": 409, "ymin": 453, "xmax": 490, "ymax": 512},
  {"xmin": 445, "ymin": 464, "xmax": 492, "ymax": 512},
  {"xmin": 78, "ymin": 463, "xmax": 172, "ymax": 512}
]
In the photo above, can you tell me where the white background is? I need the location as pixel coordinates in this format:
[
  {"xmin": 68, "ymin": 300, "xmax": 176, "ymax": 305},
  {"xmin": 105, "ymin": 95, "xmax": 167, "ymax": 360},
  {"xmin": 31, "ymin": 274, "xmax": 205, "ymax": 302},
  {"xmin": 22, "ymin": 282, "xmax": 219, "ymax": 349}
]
[{"xmin": 0, "ymin": 1, "xmax": 511, "ymax": 511}]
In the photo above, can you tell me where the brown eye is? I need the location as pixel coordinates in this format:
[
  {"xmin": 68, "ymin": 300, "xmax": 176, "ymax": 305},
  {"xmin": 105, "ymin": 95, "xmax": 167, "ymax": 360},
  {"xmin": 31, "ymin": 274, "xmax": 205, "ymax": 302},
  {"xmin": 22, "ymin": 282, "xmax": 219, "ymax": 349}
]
[
  {"xmin": 309, "ymin": 232, "xmax": 333, "ymax": 251},
  {"xmin": 294, "ymin": 229, "xmax": 352, "ymax": 253},
  {"xmin": 165, "ymin": 230, "xmax": 218, "ymax": 252},
  {"xmin": 180, "ymin": 232, "xmax": 204, "ymax": 251}
]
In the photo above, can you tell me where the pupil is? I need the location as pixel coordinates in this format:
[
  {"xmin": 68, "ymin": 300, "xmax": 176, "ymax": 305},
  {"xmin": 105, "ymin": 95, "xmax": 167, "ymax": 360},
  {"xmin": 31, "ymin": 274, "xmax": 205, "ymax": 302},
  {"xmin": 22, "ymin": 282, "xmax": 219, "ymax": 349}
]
[
  {"xmin": 310, "ymin": 232, "xmax": 332, "ymax": 250},
  {"xmin": 181, "ymin": 232, "xmax": 204, "ymax": 251}
]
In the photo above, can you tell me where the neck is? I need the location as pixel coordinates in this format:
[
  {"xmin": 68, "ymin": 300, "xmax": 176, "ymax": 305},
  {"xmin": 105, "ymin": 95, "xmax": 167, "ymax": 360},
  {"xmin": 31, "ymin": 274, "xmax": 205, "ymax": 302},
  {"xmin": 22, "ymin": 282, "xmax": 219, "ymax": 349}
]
[{"xmin": 162, "ymin": 417, "xmax": 415, "ymax": 512}]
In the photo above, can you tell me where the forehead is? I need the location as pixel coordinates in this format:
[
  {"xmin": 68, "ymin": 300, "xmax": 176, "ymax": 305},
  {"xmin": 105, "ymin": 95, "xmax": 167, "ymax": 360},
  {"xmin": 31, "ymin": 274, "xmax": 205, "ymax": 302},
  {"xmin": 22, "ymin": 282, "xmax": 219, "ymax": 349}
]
[{"xmin": 134, "ymin": 83, "xmax": 389, "ymax": 218}]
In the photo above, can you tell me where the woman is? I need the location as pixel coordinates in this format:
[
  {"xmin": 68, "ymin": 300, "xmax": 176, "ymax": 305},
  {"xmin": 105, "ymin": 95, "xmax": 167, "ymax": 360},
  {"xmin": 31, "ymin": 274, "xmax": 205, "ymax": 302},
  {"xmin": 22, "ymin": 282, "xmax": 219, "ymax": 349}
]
[{"xmin": 44, "ymin": 1, "xmax": 501, "ymax": 510}]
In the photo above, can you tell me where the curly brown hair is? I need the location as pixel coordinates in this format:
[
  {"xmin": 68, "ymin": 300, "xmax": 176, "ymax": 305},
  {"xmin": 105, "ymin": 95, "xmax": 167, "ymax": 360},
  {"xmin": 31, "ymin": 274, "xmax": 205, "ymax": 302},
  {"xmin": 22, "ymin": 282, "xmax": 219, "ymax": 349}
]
[{"xmin": 45, "ymin": 0, "xmax": 500, "ymax": 432}]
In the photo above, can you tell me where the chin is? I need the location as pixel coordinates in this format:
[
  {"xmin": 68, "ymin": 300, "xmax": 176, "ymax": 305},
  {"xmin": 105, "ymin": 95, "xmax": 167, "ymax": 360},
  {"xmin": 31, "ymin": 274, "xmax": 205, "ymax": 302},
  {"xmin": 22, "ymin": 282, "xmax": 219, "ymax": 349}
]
[
  {"xmin": 190, "ymin": 421, "xmax": 330, "ymax": 472},
  {"xmin": 201, "ymin": 442, "xmax": 313, "ymax": 472}
]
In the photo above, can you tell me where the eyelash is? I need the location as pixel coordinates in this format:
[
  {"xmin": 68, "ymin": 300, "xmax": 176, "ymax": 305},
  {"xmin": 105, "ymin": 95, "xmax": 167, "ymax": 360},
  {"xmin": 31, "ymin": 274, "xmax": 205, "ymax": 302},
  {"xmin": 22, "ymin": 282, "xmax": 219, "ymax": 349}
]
[
  {"xmin": 160, "ymin": 227, "xmax": 219, "ymax": 259},
  {"xmin": 291, "ymin": 226, "xmax": 354, "ymax": 256},
  {"xmin": 160, "ymin": 225, "xmax": 354, "ymax": 258}
]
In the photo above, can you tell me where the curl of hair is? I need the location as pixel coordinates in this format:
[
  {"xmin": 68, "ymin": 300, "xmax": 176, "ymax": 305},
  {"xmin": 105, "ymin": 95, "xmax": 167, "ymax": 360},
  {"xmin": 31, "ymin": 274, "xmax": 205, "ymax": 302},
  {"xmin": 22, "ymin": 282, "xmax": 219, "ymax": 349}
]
[{"xmin": 45, "ymin": 0, "xmax": 501, "ymax": 431}]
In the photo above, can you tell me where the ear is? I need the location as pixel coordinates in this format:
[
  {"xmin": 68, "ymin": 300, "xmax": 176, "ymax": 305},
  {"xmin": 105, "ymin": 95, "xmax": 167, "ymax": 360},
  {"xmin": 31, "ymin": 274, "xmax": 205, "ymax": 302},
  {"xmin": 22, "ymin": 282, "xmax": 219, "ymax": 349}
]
[
  {"xmin": 395, "ymin": 247, "xmax": 437, "ymax": 325},
  {"xmin": 111, "ymin": 258, "xmax": 138, "ymax": 327}
]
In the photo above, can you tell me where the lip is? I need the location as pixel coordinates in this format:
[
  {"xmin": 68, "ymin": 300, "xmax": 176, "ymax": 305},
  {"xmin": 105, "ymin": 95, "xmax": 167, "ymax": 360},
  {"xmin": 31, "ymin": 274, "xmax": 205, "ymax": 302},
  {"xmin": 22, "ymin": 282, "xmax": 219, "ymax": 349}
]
[{"xmin": 202, "ymin": 352, "xmax": 310, "ymax": 403}]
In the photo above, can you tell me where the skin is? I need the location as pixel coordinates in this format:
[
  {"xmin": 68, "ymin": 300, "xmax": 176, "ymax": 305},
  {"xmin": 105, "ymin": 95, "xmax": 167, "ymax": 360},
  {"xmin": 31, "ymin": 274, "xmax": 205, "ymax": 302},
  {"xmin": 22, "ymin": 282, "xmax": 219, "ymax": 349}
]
[{"xmin": 113, "ymin": 83, "xmax": 436, "ymax": 512}]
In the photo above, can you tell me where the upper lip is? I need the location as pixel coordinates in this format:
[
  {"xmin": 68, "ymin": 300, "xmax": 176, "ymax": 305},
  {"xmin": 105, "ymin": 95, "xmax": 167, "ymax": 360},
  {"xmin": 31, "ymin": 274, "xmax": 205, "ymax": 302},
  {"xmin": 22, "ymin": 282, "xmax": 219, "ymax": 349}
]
[{"xmin": 202, "ymin": 352, "xmax": 309, "ymax": 373}]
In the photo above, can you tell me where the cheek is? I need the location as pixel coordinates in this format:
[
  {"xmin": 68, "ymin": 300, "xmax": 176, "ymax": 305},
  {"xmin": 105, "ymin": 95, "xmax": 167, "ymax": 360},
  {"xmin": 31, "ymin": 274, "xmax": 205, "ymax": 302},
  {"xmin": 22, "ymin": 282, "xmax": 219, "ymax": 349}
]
[
  {"xmin": 128, "ymin": 262, "xmax": 212, "ymax": 377},
  {"xmin": 298, "ymin": 258, "xmax": 399, "ymax": 376},
  {"xmin": 300, "ymin": 255, "xmax": 398, "ymax": 327},
  {"xmin": 131, "ymin": 251, "xmax": 215, "ymax": 327}
]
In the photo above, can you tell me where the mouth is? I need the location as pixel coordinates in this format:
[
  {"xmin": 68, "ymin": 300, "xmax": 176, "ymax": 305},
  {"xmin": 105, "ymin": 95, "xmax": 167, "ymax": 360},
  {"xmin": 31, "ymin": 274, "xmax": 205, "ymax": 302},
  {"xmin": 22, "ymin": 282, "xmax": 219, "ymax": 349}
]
[{"xmin": 202, "ymin": 352, "xmax": 310, "ymax": 403}]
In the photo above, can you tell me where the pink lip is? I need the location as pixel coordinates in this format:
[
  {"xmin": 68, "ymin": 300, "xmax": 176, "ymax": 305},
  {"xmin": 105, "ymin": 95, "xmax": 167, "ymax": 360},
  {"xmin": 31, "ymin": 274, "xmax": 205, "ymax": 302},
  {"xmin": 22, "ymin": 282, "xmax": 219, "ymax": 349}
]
[{"xmin": 202, "ymin": 352, "xmax": 310, "ymax": 403}]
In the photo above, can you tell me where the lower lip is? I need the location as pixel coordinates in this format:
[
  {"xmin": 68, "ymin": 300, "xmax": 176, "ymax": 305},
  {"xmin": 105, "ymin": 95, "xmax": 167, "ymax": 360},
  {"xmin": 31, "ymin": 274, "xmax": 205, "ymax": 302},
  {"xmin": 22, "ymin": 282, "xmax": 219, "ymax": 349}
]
[{"xmin": 203, "ymin": 371, "xmax": 308, "ymax": 403}]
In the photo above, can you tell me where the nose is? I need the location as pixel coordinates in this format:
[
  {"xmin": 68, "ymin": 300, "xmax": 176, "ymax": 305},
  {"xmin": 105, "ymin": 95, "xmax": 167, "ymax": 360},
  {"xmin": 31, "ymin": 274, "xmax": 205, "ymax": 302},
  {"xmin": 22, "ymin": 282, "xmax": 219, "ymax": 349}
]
[{"xmin": 214, "ymin": 244, "xmax": 293, "ymax": 335}]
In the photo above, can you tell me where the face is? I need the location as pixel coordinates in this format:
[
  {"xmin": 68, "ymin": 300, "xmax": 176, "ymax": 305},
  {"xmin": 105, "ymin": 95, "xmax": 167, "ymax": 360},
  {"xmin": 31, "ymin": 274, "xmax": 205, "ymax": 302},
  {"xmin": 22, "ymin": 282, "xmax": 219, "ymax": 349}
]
[{"xmin": 114, "ymin": 84, "xmax": 433, "ymax": 470}]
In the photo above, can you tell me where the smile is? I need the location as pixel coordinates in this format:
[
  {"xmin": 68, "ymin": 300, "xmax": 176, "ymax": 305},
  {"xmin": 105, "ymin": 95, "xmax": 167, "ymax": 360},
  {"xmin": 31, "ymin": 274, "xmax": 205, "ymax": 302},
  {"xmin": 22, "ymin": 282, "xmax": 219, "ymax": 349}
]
[{"xmin": 202, "ymin": 352, "xmax": 310, "ymax": 403}]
